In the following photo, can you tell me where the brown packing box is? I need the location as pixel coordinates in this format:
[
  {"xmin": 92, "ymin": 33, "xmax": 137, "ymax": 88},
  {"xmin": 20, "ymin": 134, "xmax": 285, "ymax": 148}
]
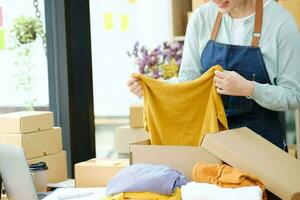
[
  {"xmin": 192, "ymin": 0, "xmax": 208, "ymax": 10},
  {"xmin": 115, "ymin": 125, "xmax": 149, "ymax": 153},
  {"xmin": 0, "ymin": 111, "xmax": 54, "ymax": 134},
  {"xmin": 130, "ymin": 139, "xmax": 222, "ymax": 179},
  {"xmin": 201, "ymin": 127, "xmax": 300, "ymax": 200},
  {"xmin": 129, "ymin": 104, "xmax": 144, "ymax": 128},
  {"xmin": 75, "ymin": 159, "xmax": 129, "ymax": 187},
  {"xmin": 0, "ymin": 127, "xmax": 62, "ymax": 159},
  {"xmin": 278, "ymin": 0, "xmax": 300, "ymax": 30},
  {"xmin": 27, "ymin": 151, "xmax": 68, "ymax": 183}
]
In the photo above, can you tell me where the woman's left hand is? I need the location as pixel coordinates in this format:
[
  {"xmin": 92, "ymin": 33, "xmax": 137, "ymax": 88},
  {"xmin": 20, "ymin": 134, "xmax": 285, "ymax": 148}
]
[{"xmin": 214, "ymin": 70, "xmax": 255, "ymax": 97}]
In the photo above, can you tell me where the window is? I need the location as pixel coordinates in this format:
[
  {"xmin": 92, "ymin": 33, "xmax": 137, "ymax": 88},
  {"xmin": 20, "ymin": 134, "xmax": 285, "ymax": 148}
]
[
  {"xmin": 0, "ymin": 0, "xmax": 49, "ymax": 113},
  {"xmin": 89, "ymin": 0, "xmax": 171, "ymax": 158}
]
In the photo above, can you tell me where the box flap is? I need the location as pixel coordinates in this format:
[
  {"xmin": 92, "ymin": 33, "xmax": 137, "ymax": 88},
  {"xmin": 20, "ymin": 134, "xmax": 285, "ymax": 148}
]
[
  {"xmin": 201, "ymin": 127, "xmax": 300, "ymax": 200},
  {"xmin": 130, "ymin": 140, "xmax": 222, "ymax": 179}
]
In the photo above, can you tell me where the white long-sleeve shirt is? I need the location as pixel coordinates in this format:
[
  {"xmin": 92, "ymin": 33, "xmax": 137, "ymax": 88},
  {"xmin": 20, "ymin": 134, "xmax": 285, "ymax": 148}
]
[{"xmin": 170, "ymin": 0, "xmax": 300, "ymax": 111}]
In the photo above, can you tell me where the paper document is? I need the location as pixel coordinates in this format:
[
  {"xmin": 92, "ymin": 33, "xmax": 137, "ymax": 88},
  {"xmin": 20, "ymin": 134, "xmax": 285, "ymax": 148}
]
[
  {"xmin": 43, "ymin": 188, "xmax": 106, "ymax": 200},
  {"xmin": 47, "ymin": 179, "xmax": 75, "ymax": 188}
]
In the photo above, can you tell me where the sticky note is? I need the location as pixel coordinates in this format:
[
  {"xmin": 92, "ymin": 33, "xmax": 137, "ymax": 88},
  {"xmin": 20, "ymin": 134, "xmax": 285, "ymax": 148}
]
[
  {"xmin": 0, "ymin": 6, "xmax": 3, "ymax": 27},
  {"xmin": 129, "ymin": 0, "xmax": 136, "ymax": 4},
  {"xmin": 120, "ymin": 14, "xmax": 129, "ymax": 32},
  {"xmin": 0, "ymin": 29, "xmax": 5, "ymax": 49},
  {"xmin": 104, "ymin": 13, "xmax": 113, "ymax": 31}
]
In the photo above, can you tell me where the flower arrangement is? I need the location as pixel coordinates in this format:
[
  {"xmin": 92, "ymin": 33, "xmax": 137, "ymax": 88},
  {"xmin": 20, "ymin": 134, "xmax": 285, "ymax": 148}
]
[{"xmin": 127, "ymin": 41, "xmax": 184, "ymax": 80}]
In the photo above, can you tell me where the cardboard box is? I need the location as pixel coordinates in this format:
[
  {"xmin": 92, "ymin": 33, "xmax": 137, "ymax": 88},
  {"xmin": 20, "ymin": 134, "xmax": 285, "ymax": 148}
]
[
  {"xmin": 130, "ymin": 139, "xmax": 222, "ymax": 179},
  {"xmin": 0, "ymin": 111, "xmax": 54, "ymax": 134},
  {"xmin": 115, "ymin": 125, "xmax": 149, "ymax": 153},
  {"xmin": 0, "ymin": 127, "xmax": 62, "ymax": 159},
  {"xmin": 201, "ymin": 127, "xmax": 300, "ymax": 200},
  {"xmin": 75, "ymin": 159, "xmax": 129, "ymax": 187},
  {"xmin": 129, "ymin": 104, "xmax": 144, "ymax": 128},
  {"xmin": 288, "ymin": 144, "xmax": 297, "ymax": 159},
  {"xmin": 192, "ymin": 0, "xmax": 208, "ymax": 10},
  {"xmin": 278, "ymin": 0, "xmax": 300, "ymax": 30},
  {"xmin": 27, "ymin": 151, "xmax": 68, "ymax": 183}
]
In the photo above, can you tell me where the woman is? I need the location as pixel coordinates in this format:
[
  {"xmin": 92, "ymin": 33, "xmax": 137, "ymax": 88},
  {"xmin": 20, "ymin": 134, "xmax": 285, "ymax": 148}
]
[{"xmin": 127, "ymin": 0, "xmax": 300, "ymax": 151}]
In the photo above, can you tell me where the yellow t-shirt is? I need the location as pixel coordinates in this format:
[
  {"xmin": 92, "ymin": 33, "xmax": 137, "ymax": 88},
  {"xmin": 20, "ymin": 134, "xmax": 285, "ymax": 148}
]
[
  {"xmin": 104, "ymin": 188, "xmax": 181, "ymax": 200},
  {"xmin": 132, "ymin": 65, "xmax": 228, "ymax": 146}
]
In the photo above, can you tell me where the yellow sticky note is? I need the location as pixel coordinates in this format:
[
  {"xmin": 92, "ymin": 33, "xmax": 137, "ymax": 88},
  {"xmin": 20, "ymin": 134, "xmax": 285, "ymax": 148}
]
[
  {"xmin": 129, "ymin": 0, "xmax": 136, "ymax": 4},
  {"xmin": 0, "ymin": 29, "xmax": 5, "ymax": 50},
  {"xmin": 120, "ymin": 14, "xmax": 129, "ymax": 32},
  {"xmin": 104, "ymin": 13, "xmax": 113, "ymax": 31}
]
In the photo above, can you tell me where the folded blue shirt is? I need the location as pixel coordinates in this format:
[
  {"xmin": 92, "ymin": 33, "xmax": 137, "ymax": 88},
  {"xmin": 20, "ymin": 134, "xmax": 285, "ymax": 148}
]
[{"xmin": 105, "ymin": 163, "xmax": 188, "ymax": 196}]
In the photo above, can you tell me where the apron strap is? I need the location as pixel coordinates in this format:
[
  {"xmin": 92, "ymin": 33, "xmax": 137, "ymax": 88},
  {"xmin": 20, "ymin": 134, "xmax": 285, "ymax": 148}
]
[
  {"xmin": 211, "ymin": 12, "xmax": 223, "ymax": 41},
  {"xmin": 210, "ymin": 0, "xmax": 263, "ymax": 47},
  {"xmin": 252, "ymin": 0, "xmax": 263, "ymax": 47}
]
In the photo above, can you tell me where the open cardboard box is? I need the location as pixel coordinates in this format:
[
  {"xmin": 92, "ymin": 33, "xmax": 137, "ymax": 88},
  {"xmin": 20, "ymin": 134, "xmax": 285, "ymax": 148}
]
[
  {"xmin": 130, "ymin": 128, "xmax": 300, "ymax": 200},
  {"xmin": 130, "ymin": 139, "xmax": 222, "ymax": 179},
  {"xmin": 201, "ymin": 127, "xmax": 300, "ymax": 200}
]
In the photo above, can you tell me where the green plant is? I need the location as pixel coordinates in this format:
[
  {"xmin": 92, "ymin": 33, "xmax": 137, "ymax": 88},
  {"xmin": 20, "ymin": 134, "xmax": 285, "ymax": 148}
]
[
  {"xmin": 9, "ymin": 16, "xmax": 45, "ymax": 111},
  {"xmin": 10, "ymin": 16, "xmax": 44, "ymax": 46}
]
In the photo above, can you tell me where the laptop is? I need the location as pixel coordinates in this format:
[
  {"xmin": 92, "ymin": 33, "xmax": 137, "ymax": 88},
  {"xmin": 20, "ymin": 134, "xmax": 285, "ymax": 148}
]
[{"xmin": 0, "ymin": 144, "xmax": 47, "ymax": 200}]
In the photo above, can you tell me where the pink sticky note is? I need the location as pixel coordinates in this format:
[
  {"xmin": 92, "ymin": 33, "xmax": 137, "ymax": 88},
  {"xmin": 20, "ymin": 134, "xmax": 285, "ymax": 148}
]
[{"xmin": 0, "ymin": 6, "xmax": 3, "ymax": 27}]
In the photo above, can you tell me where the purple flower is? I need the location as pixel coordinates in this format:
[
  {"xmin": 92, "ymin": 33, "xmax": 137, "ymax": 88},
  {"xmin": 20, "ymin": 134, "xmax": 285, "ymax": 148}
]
[{"xmin": 127, "ymin": 41, "xmax": 184, "ymax": 79}]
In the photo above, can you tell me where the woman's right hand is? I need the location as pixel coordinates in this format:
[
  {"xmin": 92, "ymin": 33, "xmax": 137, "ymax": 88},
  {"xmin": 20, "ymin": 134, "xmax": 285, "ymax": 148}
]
[{"xmin": 127, "ymin": 77, "xmax": 143, "ymax": 97}]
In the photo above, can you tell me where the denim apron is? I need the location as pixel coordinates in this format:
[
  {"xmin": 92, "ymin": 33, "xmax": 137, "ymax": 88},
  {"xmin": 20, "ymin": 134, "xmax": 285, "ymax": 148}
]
[{"xmin": 200, "ymin": 0, "xmax": 287, "ymax": 151}]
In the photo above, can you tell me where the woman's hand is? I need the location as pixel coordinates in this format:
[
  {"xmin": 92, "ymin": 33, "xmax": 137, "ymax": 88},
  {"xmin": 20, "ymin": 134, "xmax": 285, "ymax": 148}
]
[
  {"xmin": 127, "ymin": 77, "xmax": 143, "ymax": 97},
  {"xmin": 214, "ymin": 70, "xmax": 255, "ymax": 97}
]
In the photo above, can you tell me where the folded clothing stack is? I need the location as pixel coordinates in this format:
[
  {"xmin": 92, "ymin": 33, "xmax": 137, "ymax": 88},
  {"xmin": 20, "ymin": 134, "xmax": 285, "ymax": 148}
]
[
  {"xmin": 192, "ymin": 162, "xmax": 266, "ymax": 200},
  {"xmin": 105, "ymin": 163, "xmax": 188, "ymax": 199},
  {"xmin": 104, "ymin": 162, "xmax": 266, "ymax": 200},
  {"xmin": 181, "ymin": 182, "xmax": 262, "ymax": 200}
]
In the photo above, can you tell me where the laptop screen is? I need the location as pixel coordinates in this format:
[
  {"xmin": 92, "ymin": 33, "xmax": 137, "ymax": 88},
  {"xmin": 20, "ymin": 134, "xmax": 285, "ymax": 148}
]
[{"xmin": 0, "ymin": 144, "xmax": 38, "ymax": 200}]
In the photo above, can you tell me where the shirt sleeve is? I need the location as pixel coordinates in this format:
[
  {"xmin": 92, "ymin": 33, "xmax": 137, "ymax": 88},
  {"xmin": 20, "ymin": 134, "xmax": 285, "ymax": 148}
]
[
  {"xmin": 249, "ymin": 17, "xmax": 300, "ymax": 111},
  {"xmin": 167, "ymin": 10, "xmax": 203, "ymax": 84}
]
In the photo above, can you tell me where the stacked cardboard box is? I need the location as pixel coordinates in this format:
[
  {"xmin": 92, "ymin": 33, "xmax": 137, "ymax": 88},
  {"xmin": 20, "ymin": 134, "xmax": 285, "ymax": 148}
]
[
  {"xmin": 130, "ymin": 128, "xmax": 300, "ymax": 200},
  {"xmin": 129, "ymin": 104, "xmax": 144, "ymax": 128},
  {"xmin": 75, "ymin": 158, "xmax": 129, "ymax": 187},
  {"xmin": 0, "ymin": 111, "xmax": 68, "ymax": 183},
  {"xmin": 114, "ymin": 104, "xmax": 149, "ymax": 154},
  {"xmin": 115, "ymin": 125, "xmax": 149, "ymax": 154},
  {"xmin": 278, "ymin": 0, "xmax": 300, "ymax": 31}
]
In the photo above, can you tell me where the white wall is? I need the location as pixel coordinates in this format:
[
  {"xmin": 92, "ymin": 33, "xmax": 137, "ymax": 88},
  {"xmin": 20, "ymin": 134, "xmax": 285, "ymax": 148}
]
[{"xmin": 90, "ymin": 0, "xmax": 172, "ymax": 116}]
